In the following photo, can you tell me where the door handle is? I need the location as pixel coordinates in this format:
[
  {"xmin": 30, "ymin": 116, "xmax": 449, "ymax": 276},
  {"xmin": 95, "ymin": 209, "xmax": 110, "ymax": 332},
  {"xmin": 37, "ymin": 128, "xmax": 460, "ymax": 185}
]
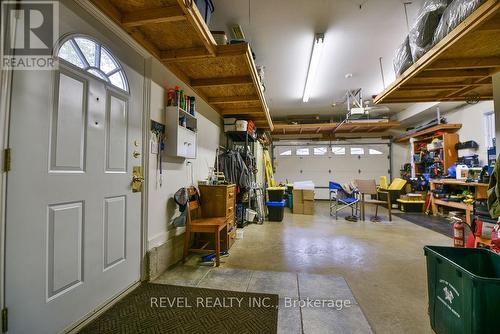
[{"xmin": 132, "ymin": 166, "xmax": 144, "ymax": 192}]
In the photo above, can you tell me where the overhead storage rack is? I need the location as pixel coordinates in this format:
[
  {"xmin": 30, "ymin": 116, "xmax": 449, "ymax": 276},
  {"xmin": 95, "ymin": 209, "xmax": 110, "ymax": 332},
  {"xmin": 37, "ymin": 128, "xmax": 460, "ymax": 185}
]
[
  {"xmin": 272, "ymin": 121, "xmax": 400, "ymax": 138},
  {"xmin": 89, "ymin": 0, "xmax": 273, "ymax": 130},
  {"xmin": 374, "ymin": 0, "xmax": 500, "ymax": 104}
]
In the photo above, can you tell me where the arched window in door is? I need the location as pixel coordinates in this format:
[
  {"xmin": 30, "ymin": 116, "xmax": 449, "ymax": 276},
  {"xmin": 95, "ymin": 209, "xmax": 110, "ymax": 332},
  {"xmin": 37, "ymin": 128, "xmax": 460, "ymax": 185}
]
[{"xmin": 57, "ymin": 36, "xmax": 129, "ymax": 92}]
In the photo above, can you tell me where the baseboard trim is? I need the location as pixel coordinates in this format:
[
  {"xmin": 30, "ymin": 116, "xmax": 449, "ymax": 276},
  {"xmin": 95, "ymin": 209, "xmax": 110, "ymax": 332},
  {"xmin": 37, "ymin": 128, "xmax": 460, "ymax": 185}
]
[{"xmin": 64, "ymin": 281, "xmax": 141, "ymax": 334}]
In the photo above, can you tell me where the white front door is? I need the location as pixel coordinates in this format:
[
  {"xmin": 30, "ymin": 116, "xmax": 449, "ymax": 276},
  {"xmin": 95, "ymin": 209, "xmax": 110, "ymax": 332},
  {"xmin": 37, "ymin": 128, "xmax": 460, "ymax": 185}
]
[{"xmin": 4, "ymin": 46, "xmax": 144, "ymax": 333}]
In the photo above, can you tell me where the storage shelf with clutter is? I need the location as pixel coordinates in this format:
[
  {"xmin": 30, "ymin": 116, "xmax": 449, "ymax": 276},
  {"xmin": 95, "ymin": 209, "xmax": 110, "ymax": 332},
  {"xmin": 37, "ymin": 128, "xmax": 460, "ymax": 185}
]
[
  {"xmin": 165, "ymin": 85, "xmax": 198, "ymax": 159},
  {"xmin": 410, "ymin": 131, "xmax": 459, "ymax": 179}
]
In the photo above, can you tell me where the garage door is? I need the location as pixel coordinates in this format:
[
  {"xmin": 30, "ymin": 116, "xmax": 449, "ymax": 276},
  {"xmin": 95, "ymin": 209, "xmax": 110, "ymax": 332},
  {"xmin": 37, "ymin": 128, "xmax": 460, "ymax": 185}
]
[{"xmin": 274, "ymin": 143, "xmax": 391, "ymax": 199}]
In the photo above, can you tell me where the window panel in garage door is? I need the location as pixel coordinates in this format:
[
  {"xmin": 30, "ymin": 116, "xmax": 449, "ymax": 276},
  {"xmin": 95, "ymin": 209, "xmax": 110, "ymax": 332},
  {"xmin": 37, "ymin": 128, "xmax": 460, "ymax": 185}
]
[{"xmin": 274, "ymin": 143, "xmax": 391, "ymax": 200}]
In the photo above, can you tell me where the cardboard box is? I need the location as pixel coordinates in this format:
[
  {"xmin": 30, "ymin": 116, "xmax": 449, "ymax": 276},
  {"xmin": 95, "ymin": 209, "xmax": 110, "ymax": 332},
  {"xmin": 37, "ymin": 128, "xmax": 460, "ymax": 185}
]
[
  {"xmin": 302, "ymin": 190, "xmax": 314, "ymax": 201},
  {"xmin": 293, "ymin": 202, "xmax": 304, "ymax": 214},
  {"xmin": 292, "ymin": 189, "xmax": 303, "ymax": 202},
  {"xmin": 303, "ymin": 200, "xmax": 315, "ymax": 215}
]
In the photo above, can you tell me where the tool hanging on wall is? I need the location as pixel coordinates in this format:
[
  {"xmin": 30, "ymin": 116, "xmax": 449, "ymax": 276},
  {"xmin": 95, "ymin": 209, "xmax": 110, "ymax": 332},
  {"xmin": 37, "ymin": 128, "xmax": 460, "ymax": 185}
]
[{"xmin": 151, "ymin": 120, "xmax": 166, "ymax": 188}]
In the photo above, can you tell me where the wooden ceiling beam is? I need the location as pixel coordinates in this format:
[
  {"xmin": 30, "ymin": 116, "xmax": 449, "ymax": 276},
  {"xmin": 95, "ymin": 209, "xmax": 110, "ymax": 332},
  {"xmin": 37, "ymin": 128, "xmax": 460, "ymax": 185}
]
[
  {"xmin": 162, "ymin": 44, "xmax": 250, "ymax": 63},
  {"xmin": 122, "ymin": 6, "xmax": 185, "ymax": 27},
  {"xmin": 89, "ymin": 0, "xmax": 122, "ymax": 25},
  {"xmin": 128, "ymin": 28, "xmax": 161, "ymax": 57},
  {"xmin": 399, "ymin": 78, "xmax": 492, "ymax": 91},
  {"xmin": 427, "ymin": 57, "xmax": 500, "ymax": 70},
  {"xmin": 477, "ymin": 16, "xmax": 500, "ymax": 31},
  {"xmin": 219, "ymin": 108, "xmax": 263, "ymax": 116},
  {"xmin": 208, "ymin": 95, "xmax": 260, "ymax": 104},
  {"xmin": 444, "ymin": 77, "xmax": 493, "ymax": 98},
  {"xmin": 191, "ymin": 76, "xmax": 253, "ymax": 87},
  {"xmin": 160, "ymin": 47, "xmax": 211, "ymax": 62},
  {"xmin": 383, "ymin": 95, "xmax": 493, "ymax": 103},
  {"xmin": 416, "ymin": 69, "xmax": 491, "ymax": 79}
]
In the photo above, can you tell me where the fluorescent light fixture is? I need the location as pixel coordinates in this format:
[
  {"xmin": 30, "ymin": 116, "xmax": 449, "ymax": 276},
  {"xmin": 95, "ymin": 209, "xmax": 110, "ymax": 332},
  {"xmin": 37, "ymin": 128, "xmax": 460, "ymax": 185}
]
[{"xmin": 302, "ymin": 33, "xmax": 325, "ymax": 103}]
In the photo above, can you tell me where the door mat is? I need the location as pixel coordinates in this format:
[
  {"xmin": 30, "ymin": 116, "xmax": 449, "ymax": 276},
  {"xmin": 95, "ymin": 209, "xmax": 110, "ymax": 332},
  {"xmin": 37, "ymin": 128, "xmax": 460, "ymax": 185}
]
[
  {"xmin": 78, "ymin": 283, "xmax": 279, "ymax": 334},
  {"xmin": 394, "ymin": 212, "xmax": 453, "ymax": 238}
]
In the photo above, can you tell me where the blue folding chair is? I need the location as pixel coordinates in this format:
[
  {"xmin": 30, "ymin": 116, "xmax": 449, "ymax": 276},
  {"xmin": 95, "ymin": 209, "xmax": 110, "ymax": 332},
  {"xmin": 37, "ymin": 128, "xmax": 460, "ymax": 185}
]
[{"xmin": 329, "ymin": 181, "xmax": 360, "ymax": 220}]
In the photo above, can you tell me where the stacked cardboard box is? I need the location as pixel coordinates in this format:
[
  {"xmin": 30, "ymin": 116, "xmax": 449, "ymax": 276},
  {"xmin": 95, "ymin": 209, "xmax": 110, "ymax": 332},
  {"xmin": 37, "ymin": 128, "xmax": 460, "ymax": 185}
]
[{"xmin": 293, "ymin": 189, "xmax": 315, "ymax": 215}]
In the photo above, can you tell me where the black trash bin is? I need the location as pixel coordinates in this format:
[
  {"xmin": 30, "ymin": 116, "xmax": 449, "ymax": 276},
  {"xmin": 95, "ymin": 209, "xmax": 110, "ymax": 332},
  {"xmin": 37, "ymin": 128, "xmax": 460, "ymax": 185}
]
[{"xmin": 266, "ymin": 200, "xmax": 286, "ymax": 222}]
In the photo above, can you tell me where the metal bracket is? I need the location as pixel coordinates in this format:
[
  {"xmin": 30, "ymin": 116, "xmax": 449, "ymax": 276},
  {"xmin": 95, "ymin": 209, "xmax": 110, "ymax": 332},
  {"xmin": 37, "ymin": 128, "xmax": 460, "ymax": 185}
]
[{"xmin": 3, "ymin": 148, "xmax": 11, "ymax": 172}]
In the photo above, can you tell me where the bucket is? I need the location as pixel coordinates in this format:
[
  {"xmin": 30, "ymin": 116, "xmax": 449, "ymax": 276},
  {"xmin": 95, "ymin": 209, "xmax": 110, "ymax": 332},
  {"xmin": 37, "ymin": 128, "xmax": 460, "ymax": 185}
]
[{"xmin": 245, "ymin": 209, "xmax": 257, "ymax": 222}]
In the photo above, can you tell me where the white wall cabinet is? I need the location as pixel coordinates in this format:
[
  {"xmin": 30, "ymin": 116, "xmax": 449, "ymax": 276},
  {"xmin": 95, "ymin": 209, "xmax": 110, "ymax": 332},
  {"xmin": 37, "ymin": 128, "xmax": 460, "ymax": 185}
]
[{"xmin": 165, "ymin": 106, "xmax": 197, "ymax": 159}]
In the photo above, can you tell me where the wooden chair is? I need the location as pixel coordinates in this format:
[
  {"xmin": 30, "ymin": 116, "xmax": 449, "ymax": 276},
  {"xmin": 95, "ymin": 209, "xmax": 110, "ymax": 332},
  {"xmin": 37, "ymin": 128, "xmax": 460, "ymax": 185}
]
[
  {"xmin": 183, "ymin": 187, "xmax": 228, "ymax": 266},
  {"xmin": 354, "ymin": 179, "xmax": 392, "ymax": 222}
]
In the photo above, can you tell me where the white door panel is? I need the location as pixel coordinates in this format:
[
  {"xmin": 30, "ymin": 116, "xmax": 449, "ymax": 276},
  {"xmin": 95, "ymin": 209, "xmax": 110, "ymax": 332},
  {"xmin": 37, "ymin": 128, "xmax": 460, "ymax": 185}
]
[
  {"xmin": 5, "ymin": 40, "xmax": 143, "ymax": 334},
  {"xmin": 275, "ymin": 144, "xmax": 390, "ymax": 199}
]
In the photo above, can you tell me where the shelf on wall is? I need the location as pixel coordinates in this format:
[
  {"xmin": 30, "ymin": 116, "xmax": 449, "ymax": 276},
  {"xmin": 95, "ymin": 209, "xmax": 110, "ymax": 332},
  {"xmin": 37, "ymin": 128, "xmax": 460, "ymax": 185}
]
[
  {"xmin": 374, "ymin": 0, "xmax": 500, "ymax": 104},
  {"xmin": 89, "ymin": 0, "xmax": 273, "ymax": 130},
  {"xmin": 394, "ymin": 124, "xmax": 462, "ymax": 143},
  {"xmin": 226, "ymin": 131, "xmax": 256, "ymax": 143},
  {"xmin": 271, "ymin": 121, "xmax": 400, "ymax": 140}
]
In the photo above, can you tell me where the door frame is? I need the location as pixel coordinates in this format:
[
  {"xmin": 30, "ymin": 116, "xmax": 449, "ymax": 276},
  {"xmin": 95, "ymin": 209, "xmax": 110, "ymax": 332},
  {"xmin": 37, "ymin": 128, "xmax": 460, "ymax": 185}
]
[
  {"xmin": 0, "ymin": 59, "xmax": 13, "ymax": 322},
  {"xmin": 0, "ymin": 5, "xmax": 17, "ymax": 319},
  {"xmin": 0, "ymin": 0, "xmax": 154, "ymax": 330}
]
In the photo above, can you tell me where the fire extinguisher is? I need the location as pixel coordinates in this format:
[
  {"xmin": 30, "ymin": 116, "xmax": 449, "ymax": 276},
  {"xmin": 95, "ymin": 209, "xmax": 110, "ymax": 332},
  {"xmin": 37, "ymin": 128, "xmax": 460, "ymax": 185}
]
[{"xmin": 453, "ymin": 219, "xmax": 465, "ymax": 248}]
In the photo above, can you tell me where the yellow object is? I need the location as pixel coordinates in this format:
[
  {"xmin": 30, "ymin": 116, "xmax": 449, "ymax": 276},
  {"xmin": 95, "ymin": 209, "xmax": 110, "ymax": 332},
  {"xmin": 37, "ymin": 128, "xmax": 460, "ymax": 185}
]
[
  {"xmin": 132, "ymin": 166, "xmax": 144, "ymax": 192},
  {"xmin": 380, "ymin": 176, "xmax": 389, "ymax": 189},
  {"xmin": 263, "ymin": 149, "xmax": 277, "ymax": 187},
  {"xmin": 380, "ymin": 176, "xmax": 407, "ymax": 190},
  {"xmin": 397, "ymin": 199, "xmax": 425, "ymax": 203},
  {"xmin": 267, "ymin": 186, "xmax": 286, "ymax": 190}
]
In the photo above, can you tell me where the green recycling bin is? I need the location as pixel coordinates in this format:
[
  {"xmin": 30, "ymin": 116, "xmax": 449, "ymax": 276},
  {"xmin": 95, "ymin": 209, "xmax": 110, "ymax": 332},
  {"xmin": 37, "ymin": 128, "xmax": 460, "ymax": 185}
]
[{"xmin": 424, "ymin": 246, "xmax": 500, "ymax": 334}]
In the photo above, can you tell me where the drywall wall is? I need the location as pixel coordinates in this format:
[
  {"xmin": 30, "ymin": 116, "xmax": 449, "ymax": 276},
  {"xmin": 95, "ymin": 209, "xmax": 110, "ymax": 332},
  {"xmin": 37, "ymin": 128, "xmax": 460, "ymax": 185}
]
[
  {"xmin": 146, "ymin": 58, "xmax": 221, "ymax": 278},
  {"xmin": 444, "ymin": 101, "xmax": 494, "ymax": 165},
  {"xmin": 391, "ymin": 140, "xmax": 410, "ymax": 179}
]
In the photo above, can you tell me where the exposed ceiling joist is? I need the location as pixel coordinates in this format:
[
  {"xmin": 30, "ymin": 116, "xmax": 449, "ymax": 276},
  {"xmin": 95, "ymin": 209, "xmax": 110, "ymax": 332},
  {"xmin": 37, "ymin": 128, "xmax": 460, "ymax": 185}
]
[
  {"xmin": 122, "ymin": 6, "xmax": 185, "ymax": 27},
  {"xmin": 427, "ymin": 57, "xmax": 500, "ymax": 70},
  {"xmin": 417, "ymin": 69, "xmax": 491, "ymax": 79},
  {"xmin": 399, "ymin": 78, "xmax": 492, "ymax": 91},
  {"xmin": 161, "ymin": 44, "xmax": 249, "ymax": 62},
  {"xmin": 160, "ymin": 47, "xmax": 210, "ymax": 62},
  {"xmin": 272, "ymin": 121, "xmax": 400, "ymax": 135},
  {"xmin": 220, "ymin": 108, "xmax": 263, "ymax": 116},
  {"xmin": 191, "ymin": 76, "xmax": 253, "ymax": 87},
  {"xmin": 208, "ymin": 95, "xmax": 260, "ymax": 104}
]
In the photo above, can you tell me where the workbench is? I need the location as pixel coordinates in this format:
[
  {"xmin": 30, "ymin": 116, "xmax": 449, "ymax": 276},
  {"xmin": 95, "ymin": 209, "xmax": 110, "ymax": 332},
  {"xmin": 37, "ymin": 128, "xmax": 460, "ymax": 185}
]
[{"xmin": 429, "ymin": 179, "xmax": 488, "ymax": 226}]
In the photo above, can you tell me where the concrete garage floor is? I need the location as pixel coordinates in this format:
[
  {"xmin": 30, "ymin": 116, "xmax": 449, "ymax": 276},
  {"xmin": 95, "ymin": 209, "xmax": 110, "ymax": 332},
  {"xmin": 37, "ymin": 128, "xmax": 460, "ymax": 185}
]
[{"xmin": 157, "ymin": 201, "xmax": 451, "ymax": 333}]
